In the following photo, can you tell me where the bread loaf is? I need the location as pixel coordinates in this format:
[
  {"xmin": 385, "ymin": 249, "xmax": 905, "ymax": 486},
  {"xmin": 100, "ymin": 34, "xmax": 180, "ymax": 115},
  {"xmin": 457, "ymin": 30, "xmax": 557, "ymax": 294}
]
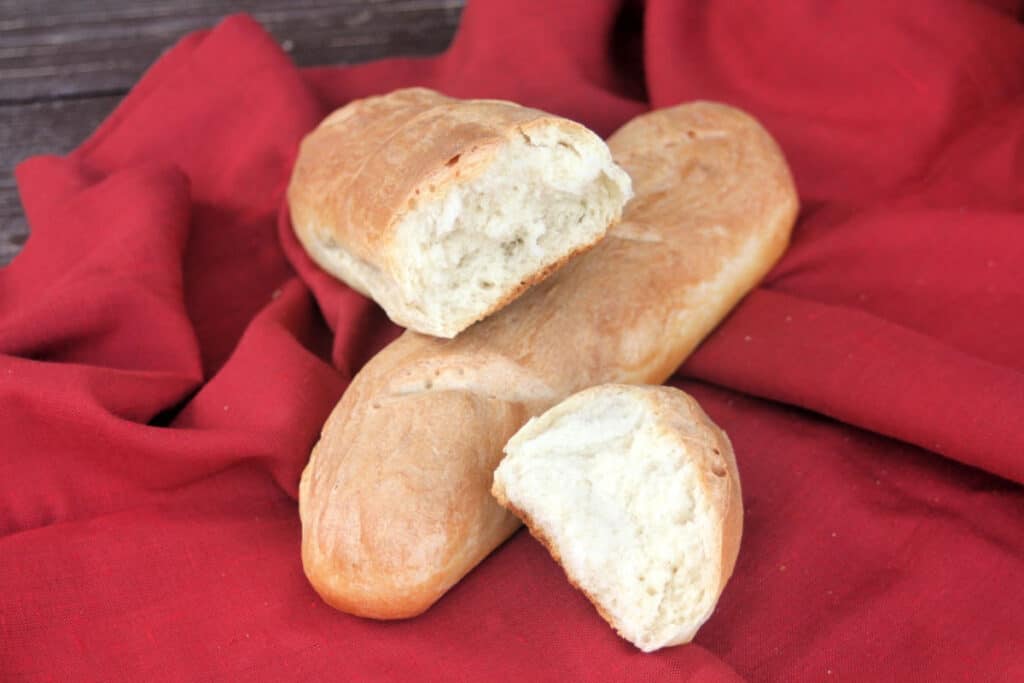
[
  {"xmin": 287, "ymin": 87, "xmax": 633, "ymax": 338},
  {"xmin": 492, "ymin": 384, "xmax": 741, "ymax": 652},
  {"xmin": 298, "ymin": 101, "xmax": 798, "ymax": 619}
]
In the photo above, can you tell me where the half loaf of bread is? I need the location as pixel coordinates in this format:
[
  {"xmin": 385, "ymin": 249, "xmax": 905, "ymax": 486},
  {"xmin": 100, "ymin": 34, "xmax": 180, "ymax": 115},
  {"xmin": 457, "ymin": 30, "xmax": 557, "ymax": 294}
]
[
  {"xmin": 287, "ymin": 87, "xmax": 633, "ymax": 338},
  {"xmin": 492, "ymin": 384, "xmax": 741, "ymax": 652}
]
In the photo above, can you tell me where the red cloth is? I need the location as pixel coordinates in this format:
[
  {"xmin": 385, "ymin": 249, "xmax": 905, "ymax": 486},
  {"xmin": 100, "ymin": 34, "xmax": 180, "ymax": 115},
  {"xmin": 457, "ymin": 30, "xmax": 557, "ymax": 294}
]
[{"xmin": 2, "ymin": 1, "xmax": 1023, "ymax": 679}]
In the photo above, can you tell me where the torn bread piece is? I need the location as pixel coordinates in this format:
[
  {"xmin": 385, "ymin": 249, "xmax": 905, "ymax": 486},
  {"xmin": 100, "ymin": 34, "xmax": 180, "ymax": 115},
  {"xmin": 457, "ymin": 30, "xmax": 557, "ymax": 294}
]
[
  {"xmin": 492, "ymin": 384, "xmax": 742, "ymax": 652},
  {"xmin": 287, "ymin": 87, "xmax": 633, "ymax": 338}
]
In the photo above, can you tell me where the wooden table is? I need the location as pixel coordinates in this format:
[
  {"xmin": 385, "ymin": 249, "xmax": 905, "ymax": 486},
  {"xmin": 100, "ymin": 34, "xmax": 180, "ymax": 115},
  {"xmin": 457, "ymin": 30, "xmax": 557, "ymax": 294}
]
[{"xmin": 0, "ymin": 0, "xmax": 465, "ymax": 266}]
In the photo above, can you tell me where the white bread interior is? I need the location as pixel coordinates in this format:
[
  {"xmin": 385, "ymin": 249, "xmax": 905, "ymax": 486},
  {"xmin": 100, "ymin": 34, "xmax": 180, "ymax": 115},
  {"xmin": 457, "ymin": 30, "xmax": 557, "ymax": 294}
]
[
  {"xmin": 492, "ymin": 384, "xmax": 741, "ymax": 653},
  {"xmin": 391, "ymin": 127, "xmax": 631, "ymax": 336}
]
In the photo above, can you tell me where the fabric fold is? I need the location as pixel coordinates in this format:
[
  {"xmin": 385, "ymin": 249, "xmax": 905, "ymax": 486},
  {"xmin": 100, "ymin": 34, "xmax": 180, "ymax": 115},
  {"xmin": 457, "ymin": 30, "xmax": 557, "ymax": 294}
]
[{"xmin": 682, "ymin": 287, "xmax": 1024, "ymax": 483}]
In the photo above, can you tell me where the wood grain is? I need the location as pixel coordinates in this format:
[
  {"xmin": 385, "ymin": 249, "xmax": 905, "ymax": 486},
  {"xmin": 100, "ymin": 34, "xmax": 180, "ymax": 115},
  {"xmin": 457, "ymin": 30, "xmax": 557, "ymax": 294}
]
[
  {"xmin": 1, "ymin": 0, "xmax": 465, "ymax": 102},
  {"xmin": 0, "ymin": 0, "xmax": 464, "ymax": 265}
]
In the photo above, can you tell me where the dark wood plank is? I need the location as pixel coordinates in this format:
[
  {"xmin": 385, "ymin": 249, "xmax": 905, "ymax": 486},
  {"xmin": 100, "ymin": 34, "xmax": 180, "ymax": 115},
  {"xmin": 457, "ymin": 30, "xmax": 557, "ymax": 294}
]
[
  {"xmin": 0, "ymin": 1, "xmax": 464, "ymax": 265},
  {"xmin": 1, "ymin": 0, "xmax": 465, "ymax": 102}
]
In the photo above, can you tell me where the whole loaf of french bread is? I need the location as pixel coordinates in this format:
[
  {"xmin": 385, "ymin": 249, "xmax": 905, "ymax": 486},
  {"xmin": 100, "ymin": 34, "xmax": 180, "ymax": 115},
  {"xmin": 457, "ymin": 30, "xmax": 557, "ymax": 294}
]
[{"xmin": 298, "ymin": 102, "xmax": 799, "ymax": 619}]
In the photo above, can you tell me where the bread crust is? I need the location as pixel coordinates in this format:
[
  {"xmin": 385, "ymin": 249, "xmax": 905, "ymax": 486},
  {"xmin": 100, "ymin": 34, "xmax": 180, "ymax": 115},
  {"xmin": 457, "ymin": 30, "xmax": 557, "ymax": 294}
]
[
  {"xmin": 287, "ymin": 87, "xmax": 625, "ymax": 337},
  {"xmin": 298, "ymin": 101, "xmax": 798, "ymax": 619}
]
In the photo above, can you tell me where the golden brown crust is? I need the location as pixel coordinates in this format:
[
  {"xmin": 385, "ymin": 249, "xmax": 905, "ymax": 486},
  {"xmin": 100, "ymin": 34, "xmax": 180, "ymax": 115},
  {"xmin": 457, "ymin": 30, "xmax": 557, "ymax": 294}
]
[
  {"xmin": 298, "ymin": 358, "xmax": 535, "ymax": 619},
  {"xmin": 299, "ymin": 101, "xmax": 797, "ymax": 619},
  {"xmin": 712, "ymin": 419, "xmax": 744, "ymax": 596}
]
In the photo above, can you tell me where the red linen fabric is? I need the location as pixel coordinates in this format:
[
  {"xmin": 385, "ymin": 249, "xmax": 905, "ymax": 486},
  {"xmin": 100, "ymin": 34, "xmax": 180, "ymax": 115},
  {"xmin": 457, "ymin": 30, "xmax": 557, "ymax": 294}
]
[{"xmin": 2, "ymin": 1, "xmax": 1023, "ymax": 680}]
